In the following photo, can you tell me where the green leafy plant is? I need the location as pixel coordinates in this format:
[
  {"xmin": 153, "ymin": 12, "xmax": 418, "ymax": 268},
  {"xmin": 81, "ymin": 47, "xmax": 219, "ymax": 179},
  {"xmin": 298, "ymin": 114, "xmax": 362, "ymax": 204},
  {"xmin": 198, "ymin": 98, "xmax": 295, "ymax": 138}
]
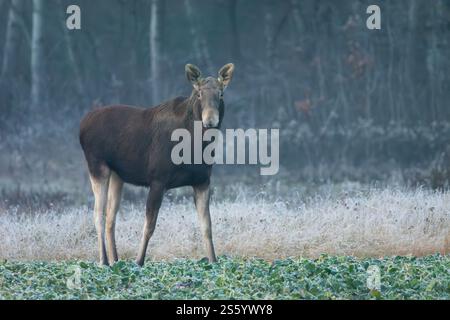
[{"xmin": 1, "ymin": 255, "xmax": 449, "ymax": 300}]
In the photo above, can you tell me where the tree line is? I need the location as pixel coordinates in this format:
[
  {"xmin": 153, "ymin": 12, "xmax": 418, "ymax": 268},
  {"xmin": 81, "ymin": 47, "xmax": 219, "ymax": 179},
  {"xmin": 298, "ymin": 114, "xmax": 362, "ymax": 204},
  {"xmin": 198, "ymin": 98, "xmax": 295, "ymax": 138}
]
[{"xmin": 0, "ymin": 0, "xmax": 449, "ymax": 169}]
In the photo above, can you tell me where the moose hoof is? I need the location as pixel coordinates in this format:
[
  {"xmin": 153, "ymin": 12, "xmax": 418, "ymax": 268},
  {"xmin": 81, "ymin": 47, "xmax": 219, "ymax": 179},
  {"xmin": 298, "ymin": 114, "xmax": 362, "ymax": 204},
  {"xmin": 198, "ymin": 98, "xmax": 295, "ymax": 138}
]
[
  {"xmin": 135, "ymin": 259, "xmax": 145, "ymax": 267},
  {"xmin": 99, "ymin": 261, "xmax": 109, "ymax": 267},
  {"xmin": 200, "ymin": 256, "xmax": 217, "ymax": 263}
]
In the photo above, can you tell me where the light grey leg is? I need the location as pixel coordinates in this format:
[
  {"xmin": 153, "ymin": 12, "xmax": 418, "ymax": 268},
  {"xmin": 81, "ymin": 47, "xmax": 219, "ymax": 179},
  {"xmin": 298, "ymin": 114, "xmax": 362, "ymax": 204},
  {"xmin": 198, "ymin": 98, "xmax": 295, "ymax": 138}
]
[
  {"xmin": 193, "ymin": 183, "xmax": 217, "ymax": 262},
  {"xmin": 89, "ymin": 171, "xmax": 111, "ymax": 266},
  {"xmin": 105, "ymin": 171, "xmax": 123, "ymax": 265}
]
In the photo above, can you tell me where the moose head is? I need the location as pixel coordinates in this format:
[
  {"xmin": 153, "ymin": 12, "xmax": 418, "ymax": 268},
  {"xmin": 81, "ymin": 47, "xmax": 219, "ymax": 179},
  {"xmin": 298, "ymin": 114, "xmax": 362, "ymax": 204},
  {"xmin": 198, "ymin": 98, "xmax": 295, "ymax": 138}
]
[{"xmin": 185, "ymin": 63, "xmax": 235, "ymax": 128}]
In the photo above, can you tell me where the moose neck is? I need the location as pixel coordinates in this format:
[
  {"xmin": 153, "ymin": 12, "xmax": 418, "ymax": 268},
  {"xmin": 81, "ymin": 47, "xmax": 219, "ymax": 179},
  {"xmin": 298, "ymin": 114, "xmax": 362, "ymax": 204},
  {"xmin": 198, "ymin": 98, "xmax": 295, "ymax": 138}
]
[{"xmin": 187, "ymin": 91, "xmax": 203, "ymax": 124}]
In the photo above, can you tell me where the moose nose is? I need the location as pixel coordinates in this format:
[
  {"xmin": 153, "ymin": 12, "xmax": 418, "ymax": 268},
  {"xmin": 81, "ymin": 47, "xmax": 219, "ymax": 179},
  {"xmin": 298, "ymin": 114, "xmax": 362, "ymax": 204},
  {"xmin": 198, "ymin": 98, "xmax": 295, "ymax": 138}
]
[
  {"xmin": 203, "ymin": 121, "xmax": 216, "ymax": 128},
  {"xmin": 202, "ymin": 116, "xmax": 219, "ymax": 128},
  {"xmin": 202, "ymin": 109, "xmax": 219, "ymax": 128}
]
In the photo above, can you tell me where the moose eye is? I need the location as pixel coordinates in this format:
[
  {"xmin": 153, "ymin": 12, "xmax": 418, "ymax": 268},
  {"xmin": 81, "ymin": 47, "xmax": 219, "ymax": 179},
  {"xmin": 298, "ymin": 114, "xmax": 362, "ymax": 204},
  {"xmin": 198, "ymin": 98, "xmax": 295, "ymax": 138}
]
[{"xmin": 219, "ymin": 92, "xmax": 224, "ymax": 99}]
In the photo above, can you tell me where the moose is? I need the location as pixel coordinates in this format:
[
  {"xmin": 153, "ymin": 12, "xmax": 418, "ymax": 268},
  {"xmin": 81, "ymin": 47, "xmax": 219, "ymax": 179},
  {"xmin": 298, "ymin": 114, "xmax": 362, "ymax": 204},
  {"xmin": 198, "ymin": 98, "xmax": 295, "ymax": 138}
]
[{"xmin": 79, "ymin": 63, "xmax": 234, "ymax": 266}]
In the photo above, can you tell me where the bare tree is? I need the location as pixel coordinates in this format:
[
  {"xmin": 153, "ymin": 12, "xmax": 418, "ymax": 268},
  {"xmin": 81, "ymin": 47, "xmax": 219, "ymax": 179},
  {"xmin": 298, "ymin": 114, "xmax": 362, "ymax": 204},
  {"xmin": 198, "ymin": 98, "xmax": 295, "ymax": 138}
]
[
  {"xmin": 264, "ymin": 1, "xmax": 290, "ymax": 70},
  {"xmin": 0, "ymin": 0, "xmax": 10, "ymax": 63},
  {"xmin": 290, "ymin": 0, "xmax": 304, "ymax": 46},
  {"xmin": 407, "ymin": 0, "xmax": 431, "ymax": 122},
  {"xmin": 59, "ymin": 0, "xmax": 85, "ymax": 105},
  {"xmin": 0, "ymin": 0, "xmax": 25, "ymax": 117},
  {"xmin": 149, "ymin": 0, "xmax": 163, "ymax": 105},
  {"xmin": 264, "ymin": 1, "xmax": 275, "ymax": 67},
  {"xmin": 228, "ymin": 0, "xmax": 241, "ymax": 60},
  {"xmin": 184, "ymin": 0, "xmax": 213, "ymax": 73},
  {"xmin": 1, "ymin": 0, "xmax": 25, "ymax": 80},
  {"xmin": 31, "ymin": 0, "xmax": 45, "ymax": 109}
]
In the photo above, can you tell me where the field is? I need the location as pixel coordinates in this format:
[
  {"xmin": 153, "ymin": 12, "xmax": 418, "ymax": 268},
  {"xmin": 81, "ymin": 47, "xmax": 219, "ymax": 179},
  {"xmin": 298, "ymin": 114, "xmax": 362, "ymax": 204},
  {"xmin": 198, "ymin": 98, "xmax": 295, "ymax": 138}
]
[
  {"xmin": 1, "ymin": 181, "xmax": 450, "ymax": 299},
  {"xmin": 1, "ymin": 130, "xmax": 450, "ymax": 300},
  {"xmin": 1, "ymin": 255, "xmax": 450, "ymax": 299},
  {"xmin": 1, "ymin": 183, "xmax": 450, "ymax": 261}
]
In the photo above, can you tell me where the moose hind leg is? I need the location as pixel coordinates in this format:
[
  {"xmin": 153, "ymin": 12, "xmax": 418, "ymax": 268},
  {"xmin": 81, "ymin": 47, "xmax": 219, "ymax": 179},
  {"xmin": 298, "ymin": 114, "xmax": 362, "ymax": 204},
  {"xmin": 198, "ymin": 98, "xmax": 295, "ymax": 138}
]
[
  {"xmin": 89, "ymin": 169, "xmax": 111, "ymax": 266},
  {"xmin": 136, "ymin": 183, "xmax": 164, "ymax": 266},
  {"xmin": 193, "ymin": 183, "xmax": 217, "ymax": 263},
  {"xmin": 105, "ymin": 171, "xmax": 123, "ymax": 265}
]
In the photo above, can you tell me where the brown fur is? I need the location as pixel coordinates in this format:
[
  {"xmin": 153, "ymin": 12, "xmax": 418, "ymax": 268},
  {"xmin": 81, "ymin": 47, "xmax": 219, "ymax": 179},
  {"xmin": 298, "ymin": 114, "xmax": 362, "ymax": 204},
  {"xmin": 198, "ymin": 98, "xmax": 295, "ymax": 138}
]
[
  {"xmin": 79, "ymin": 64, "xmax": 234, "ymax": 266},
  {"xmin": 80, "ymin": 97, "xmax": 218, "ymax": 188}
]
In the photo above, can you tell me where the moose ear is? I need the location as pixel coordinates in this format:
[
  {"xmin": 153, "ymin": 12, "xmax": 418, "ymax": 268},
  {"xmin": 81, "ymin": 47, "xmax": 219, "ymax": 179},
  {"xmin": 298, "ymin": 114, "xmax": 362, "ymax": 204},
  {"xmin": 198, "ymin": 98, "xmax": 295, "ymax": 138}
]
[
  {"xmin": 185, "ymin": 64, "xmax": 202, "ymax": 89},
  {"xmin": 218, "ymin": 63, "xmax": 235, "ymax": 89}
]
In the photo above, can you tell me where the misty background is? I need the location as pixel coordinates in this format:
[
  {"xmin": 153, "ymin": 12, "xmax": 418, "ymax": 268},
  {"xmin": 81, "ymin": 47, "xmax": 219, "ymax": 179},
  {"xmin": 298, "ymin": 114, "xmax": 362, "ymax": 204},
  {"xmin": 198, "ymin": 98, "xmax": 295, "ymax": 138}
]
[{"xmin": 1, "ymin": 0, "xmax": 450, "ymax": 210}]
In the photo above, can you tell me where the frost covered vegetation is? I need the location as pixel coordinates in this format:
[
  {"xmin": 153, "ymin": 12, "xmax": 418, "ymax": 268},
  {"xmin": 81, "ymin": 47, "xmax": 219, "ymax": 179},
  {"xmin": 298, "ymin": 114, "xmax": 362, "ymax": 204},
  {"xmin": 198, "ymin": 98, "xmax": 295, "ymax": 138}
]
[
  {"xmin": 2, "ymin": 144, "xmax": 450, "ymax": 300},
  {"xmin": 1, "ymin": 185, "xmax": 449, "ymax": 261},
  {"xmin": 1, "ymin": 255, "xmax": 450, "ymax": 300}
]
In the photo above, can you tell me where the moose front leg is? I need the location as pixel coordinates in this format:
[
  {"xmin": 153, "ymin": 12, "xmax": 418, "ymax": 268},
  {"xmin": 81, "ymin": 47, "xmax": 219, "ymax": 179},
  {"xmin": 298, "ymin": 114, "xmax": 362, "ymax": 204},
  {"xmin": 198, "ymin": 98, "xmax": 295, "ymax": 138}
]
[
  {"xmin": 193, "ymin": 183, "xmax": 217, "ymax": 263},
  {"xmin": 136, "ymin": 183, "xmax": 164, "ymax": 266}
]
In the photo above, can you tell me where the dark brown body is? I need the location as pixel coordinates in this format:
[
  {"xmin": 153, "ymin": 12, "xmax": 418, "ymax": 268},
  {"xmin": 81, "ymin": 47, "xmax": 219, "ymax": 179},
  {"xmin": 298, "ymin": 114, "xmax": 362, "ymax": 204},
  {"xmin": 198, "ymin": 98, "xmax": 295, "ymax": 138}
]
[
  {"xmin": 80, "ymin": 96, "xmax": 222, "ymax": 189},
  {"xmin": 79, "ymin": 63, "xmax": 234, "ymax": 266}
]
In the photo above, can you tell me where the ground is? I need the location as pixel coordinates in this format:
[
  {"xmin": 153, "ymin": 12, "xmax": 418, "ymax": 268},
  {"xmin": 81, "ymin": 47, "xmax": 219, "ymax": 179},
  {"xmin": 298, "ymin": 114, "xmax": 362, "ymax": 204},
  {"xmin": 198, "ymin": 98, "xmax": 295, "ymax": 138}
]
[
  {"xmin": 1, "ymin": 183, "xmax": 450, "ymax": 299},
  {"xmin": 1, "ymin": 255, "xmax": 450, "ymax": 299},
  {"xmin": 1, "ymin": 130, "xmax": 450, "ymax": 300},
  {"xmin": 1, "ymin": 185, "xmax": 449, "ymax": 261}
]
